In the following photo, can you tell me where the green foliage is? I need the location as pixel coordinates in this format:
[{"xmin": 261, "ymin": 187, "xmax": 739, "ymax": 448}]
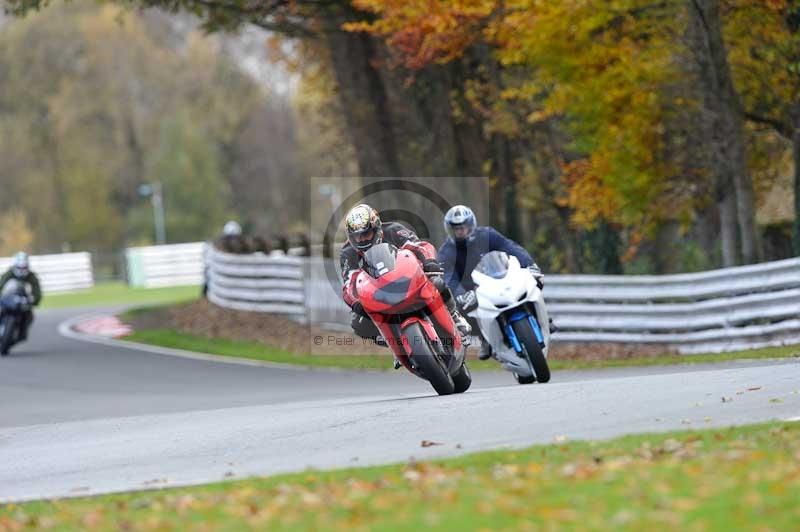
[
  {"xmin": 0, "ymin": 3, "xmax": 264, "ymax": 252},
  {"xmin": 148, "ymin": 114, "xmax": 234, "ymax": 243}
]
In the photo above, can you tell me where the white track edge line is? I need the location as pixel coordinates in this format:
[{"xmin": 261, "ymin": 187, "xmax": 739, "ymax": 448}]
[{"xmin": 57, "ymin": 313, "xmax": 386, "ymax": 374}]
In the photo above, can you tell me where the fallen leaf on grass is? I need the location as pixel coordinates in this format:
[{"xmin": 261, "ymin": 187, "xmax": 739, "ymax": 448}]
[
  {"xmin": 82, "ymin": 511, "xmax": 103, "ymax": 528},
  {"xmin": 403, "ymin": 470, "xmax": 421, "ymax": 482},
  {"xmin": 421, "ymin": 440, "xmax": 442, "ymax": 448}
]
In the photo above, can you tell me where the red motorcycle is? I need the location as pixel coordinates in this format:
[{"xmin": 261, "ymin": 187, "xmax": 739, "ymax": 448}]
[{"xmin": 355, "ymin": 243, "xmax": 472, "ymax": 395}]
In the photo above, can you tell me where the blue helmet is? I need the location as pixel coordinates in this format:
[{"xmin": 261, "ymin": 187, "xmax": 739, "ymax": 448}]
[{"xmin": 444, "ymin": 205, "xmax": 476, "ymax": 242}]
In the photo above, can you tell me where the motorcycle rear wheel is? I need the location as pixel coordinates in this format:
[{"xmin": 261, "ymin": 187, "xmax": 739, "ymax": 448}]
[
  {"xmin": 404, "ymin": 322, "xmax": 454, "ymax": 395},
  {"xmin": 452, "ymin": 362, "xmax": 472, "ymax": 393}
]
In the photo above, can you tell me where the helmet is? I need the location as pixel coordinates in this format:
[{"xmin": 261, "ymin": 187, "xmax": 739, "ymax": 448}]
[
  {"xmin": 223, "ymin": 221, "xmax": 242, "ymax": 237},
  {"xmin": 444, "ymin": 205, "xmax": 476, "ymax": 242},
  {"xmin": 345, "ymin": 204, "xmax": 383, "ymax": 253},
  {"xmin": 12, "ymin": 252, "xmax": 29, "ymax": 278}
]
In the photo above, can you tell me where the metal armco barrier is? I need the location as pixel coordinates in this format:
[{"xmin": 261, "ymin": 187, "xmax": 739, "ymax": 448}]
[
  {"xmin": 126, "ymin": 242, "xmax": 205, "ymax": 288},
  {"xmin": 205, "ymin": 249, "xmax": 800, "ymax": 355},
  {"xmin": 0, "ymin": 252, "xmax": 94, "ymax": 293},
  {"xmin": 206, "ymin": 246, "xmax": 305, "ymax": 315}
]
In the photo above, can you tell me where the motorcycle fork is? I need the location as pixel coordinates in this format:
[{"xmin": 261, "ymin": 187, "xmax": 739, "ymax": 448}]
[{"xmin": 498, "ymin": 304, "xmax": 545, "ymax": 355}]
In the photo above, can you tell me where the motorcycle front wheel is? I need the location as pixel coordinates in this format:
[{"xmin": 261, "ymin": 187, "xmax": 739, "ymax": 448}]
[
  {"xmin": 404, "ymin": 322, "xmax": 455, "ymax": 395},
  {"xmin": 0, "ymin": 315, "xmax": 16, "ymax": 356},
  {"xmin": 511, "ymin": 318, "xmax": 550, "ymax": 383}
]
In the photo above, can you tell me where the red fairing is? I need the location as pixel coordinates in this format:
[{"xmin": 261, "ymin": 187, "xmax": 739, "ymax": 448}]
[
  {"xmin": 401, "ymin": 240, "xmax": 436, "ymax": 262},
  {"xmin": 342, "ymin": 270, "xmax": 359, "ymax": 308},
  {"xmin": 355, "ymin": 249, "xmax": 462, "ymax": 371}
]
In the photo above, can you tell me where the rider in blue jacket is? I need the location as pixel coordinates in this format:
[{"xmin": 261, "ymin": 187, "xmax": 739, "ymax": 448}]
[{"xmin": 438, "ymin": 205, "xmax": 542, "ymax": 360}]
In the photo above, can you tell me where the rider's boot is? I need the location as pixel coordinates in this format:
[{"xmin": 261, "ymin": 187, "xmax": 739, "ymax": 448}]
[{"xmin": 478, "ymin": 336, "xmax": 493, "ymax": 360}]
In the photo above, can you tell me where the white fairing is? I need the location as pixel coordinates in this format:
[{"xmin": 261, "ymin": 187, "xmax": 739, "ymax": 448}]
[{"xmin": 469, "ymin": 255, "xmax": 550, "ymax": 377}]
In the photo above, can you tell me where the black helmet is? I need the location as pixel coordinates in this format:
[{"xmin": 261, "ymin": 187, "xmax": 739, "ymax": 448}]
[
  {"xmin": 444, "ymin": 205, "xmax": 477, "ymax": 242},
  {"xmin": 345, "ymin": 204, "xmax": 383, "ymax": 253}
]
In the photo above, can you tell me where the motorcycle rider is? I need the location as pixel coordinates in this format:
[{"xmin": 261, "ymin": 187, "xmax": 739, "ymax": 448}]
[
  {"xmin": 0, "ymin": 252, "xmax": 42, "ymax": 341},
  {"xmin": 438, "ymin": 205, "xmax": 544, "ymax": 360},
  {"xmin": 340, "ymin": 204, "xmax": 471, "ymax": 365}
]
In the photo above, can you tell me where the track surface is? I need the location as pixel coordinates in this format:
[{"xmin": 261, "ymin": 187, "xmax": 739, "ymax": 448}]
[{"xmin": 0, "ymin": 307, "xmax": 798, "ymax": 502}]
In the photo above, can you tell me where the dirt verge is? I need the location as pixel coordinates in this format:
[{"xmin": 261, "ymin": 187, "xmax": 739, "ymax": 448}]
[{"xmin": 125, "ymin": 299, "xmax": 677, "ymax": 361}]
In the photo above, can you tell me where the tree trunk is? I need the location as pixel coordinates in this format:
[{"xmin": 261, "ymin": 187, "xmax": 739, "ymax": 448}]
[
  {"xmin": 325, "ymin": 29, "xmax": 402, "ymax": 178},
  {"xmin": 687, "ymin": 0, "xmax": 758, "ymax": 264},
  {"xmin": 793, "ymin": 109, "xmax": 800, "ymax": 255},
  {"xmin": 718, "ymin": 187, "xmax": 738, "ymax": 267}
]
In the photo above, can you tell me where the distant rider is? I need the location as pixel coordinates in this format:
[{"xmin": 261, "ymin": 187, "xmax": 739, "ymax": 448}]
[
  {"xmin": 0, "ymin": 252, "xmax": 42, "ymax": 341},
  {"xmin": 340, "ymin": 204, "xmax": 471, "ymax": 365},
  {"xmin": 438, "ymin": 205, "xmax": 544, "ymax": 360}
]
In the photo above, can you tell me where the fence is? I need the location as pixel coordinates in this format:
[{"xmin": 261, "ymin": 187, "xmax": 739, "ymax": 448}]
[
  {"xmin": 125, "ymin": 243, "xmax": 206, "ymax": 288},
  {"xmin": 546, "ymin": 257, "xmax": 800, "ymax": 353},
  {"xmin": 205, "ymin": 246, "xmax": 305, "ymax": 315},
  {"xmin": 0, "ymin": 252, "xmax": 94, "ymax": 293},
  {"xmin": 204, "ymin": 250, "xmax": 800, "ymax": 354}
]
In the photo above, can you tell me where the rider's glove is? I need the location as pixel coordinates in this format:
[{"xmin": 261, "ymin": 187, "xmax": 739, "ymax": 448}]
[
  {"xmin": 456, "ymin": 290, "xmax": 478, "ymax": 313},
  {"xmin": 529, "ymin": 263, "xmax": 544, "ymax": 289},
  {"xmin": 422, "ymin": 259, "xmax": 443, "ymax": 274}
]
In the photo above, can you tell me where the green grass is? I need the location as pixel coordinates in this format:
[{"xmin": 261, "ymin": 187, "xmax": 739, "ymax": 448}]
[
  {"xmin": 551, "ymin": 344, "xmax": 800, "ymax": 370},
  {"xmin": 42, "ymin": 282, "xmax": 201, "ymax": 310},
  {"xmin": 124, "ymin": 327, "xmax": 800, "ymax": 372},
  {"xmin": 4, "ymin": 421, "xmax": 799, "ymax": 530},
  {"xmin": 127, "ymin": 329, "xmax": 396, "ymax": 370}
]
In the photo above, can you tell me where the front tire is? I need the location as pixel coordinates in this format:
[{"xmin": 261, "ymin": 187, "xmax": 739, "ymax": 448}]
[
  {"xmin": 0, "ymin": 315, "xmax": 15, "ymax": 356},
  {"xmin": 511, "ymin": 318, "xmax": 550, "ymax": 383},
  {"xmin": 404, "ymin": 322, "xmax": 454, "ymax": 395}
]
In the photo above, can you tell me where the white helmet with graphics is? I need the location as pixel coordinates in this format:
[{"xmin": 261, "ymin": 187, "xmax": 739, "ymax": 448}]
[{"xmin": 345, "ymin": 204, "xmax": 383, "ymax": 253}]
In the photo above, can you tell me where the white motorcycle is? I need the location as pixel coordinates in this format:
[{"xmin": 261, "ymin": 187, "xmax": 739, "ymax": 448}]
[{"xmin": 466, "ymin": 251, "xmax": 551, "ymax": 384}]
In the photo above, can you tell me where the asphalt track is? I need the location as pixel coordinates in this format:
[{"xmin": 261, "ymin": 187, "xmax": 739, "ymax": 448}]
[{"xmin": 0, "ymin": 307, "xmax": 798, "ymax": 502}]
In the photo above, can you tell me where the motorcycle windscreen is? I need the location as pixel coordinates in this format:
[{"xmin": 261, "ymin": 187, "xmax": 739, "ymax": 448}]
[
  {"xmin": 362, "ymin": 242, "xmax": 398, "ymax": 279},
  {"xmin": 1, "ymin": 279, "xmax": 26, "ymax": 297},
  {"xmin": 475, "ymin": 251, "xmax": 510, "ymax": 279}
]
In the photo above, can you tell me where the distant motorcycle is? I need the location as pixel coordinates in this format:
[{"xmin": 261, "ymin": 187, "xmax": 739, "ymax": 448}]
[
  {"xmin": 467, "ymin": 251, "xmax": 551, "ymax": 384},
  {"xmin": 0, "ymin": 279, "xmax": 32, "ymax": 356},
  {"xmin": 356, "ymin": 242, "xmax": 472, "ymax": 395}
]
